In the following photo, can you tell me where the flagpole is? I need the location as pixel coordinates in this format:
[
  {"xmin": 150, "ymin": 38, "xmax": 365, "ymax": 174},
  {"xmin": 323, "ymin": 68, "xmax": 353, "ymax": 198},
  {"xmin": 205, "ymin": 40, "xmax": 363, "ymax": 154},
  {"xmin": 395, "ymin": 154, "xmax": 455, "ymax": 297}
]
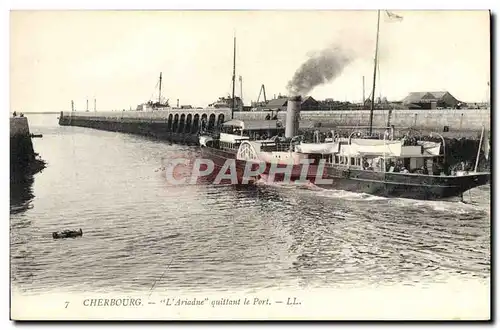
[
  {"xmin": 474, "ymin": 125, "xmax": 484, "ymax": 172},
  {"xmin": 231, "ymin": 35, "xmax": 236, "ymax": 119}
]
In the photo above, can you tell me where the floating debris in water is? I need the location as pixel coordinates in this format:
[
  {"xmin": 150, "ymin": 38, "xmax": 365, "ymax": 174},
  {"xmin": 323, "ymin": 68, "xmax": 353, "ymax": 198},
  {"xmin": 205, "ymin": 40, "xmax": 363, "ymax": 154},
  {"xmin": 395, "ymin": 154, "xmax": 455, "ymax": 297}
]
[{"xmin": 52, "ymin": 228, "xmax": 83, "ymax": 239}]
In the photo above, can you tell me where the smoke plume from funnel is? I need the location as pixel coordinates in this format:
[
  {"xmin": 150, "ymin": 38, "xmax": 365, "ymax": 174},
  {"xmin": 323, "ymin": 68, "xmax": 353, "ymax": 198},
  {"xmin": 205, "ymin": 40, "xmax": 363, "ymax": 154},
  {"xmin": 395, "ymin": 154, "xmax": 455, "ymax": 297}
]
[{"xmin": 286, "ymin": 46, "xmax": 354, "ymax": 96}]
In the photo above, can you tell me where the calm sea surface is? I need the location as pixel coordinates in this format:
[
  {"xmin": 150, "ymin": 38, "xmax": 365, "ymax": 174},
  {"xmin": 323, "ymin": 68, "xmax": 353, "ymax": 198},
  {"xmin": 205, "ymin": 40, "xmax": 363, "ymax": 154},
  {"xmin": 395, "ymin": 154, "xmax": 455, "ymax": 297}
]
[{"xmin": 10, "ymin": 114, "xmax": 491, "ymax": 295}]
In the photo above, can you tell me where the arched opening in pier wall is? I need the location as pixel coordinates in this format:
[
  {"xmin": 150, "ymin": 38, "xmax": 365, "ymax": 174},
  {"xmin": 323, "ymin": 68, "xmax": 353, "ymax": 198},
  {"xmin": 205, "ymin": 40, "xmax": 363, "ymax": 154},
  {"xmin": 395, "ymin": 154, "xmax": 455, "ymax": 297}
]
[
  {"xmin": 192, "ymin": 114, "xmax": 200, "ymax": 133},
  {"xmin": 173, "ymin": 114, "xmax": 179, "ymax": 133},
  {"xmin": 167, "ymin": 114, "xmax": 173, "ymax": 132},
  {"xmin": 208, "ymin": 114, "xmax": 216, "ymax": 131},
  {"xmin": 201, "ymin": 114, "xmax": 208, "ymax": 131},
  {"xmin": 179, "ymin": 114, "xmax": 186, "ymax": 133},
  {"xmin": 186, "ymin": 114, "xmax": 192, "ymax": 133},
  {"xmin": 217, "ymin": 114, "xmax": 225, "ymax": 127}
]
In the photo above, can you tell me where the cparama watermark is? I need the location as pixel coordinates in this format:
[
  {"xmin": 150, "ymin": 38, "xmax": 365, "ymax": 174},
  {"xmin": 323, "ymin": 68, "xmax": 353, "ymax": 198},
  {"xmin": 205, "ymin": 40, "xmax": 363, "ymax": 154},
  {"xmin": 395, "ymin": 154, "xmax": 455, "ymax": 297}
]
[{"xmin": 160, "ymin": 158, "xmax": 333, "ymax": 185}]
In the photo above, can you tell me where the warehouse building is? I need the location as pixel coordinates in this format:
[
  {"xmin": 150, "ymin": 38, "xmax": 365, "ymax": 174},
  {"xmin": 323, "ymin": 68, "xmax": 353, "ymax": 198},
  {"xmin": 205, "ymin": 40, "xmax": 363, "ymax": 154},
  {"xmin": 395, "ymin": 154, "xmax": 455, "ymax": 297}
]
[{"xmin": 402, "ymin": 91, "xmax": 462, "ymax": 109}]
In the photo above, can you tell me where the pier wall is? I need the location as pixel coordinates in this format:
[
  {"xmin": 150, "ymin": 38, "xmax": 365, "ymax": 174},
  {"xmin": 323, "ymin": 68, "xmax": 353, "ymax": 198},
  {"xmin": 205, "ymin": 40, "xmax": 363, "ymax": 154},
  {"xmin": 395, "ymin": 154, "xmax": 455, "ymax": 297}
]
[
  {"xmin": 10, "ymin": 117, "xmax": 45, "ymax": 178},
  {"xmin": 58, "ymin": 108, "xmax": 491, "ymax": 171},
  {"xmin": 10, "ymin": 117, "xmax": 31, "ymax": 136},
  {"xmin": 59, "ymin": 109, "xmax": 232, "ymax": 145},
  {"xmin": 60, "ymin": 108, "xmax": 490, "ymax": 136},
  {"xmin": 11, "ymin": 117, "xmax": 34, "ymax": 162},
  {"xmin": 233, "ymin": 109, "xmax": 491, "ymax": 131}
]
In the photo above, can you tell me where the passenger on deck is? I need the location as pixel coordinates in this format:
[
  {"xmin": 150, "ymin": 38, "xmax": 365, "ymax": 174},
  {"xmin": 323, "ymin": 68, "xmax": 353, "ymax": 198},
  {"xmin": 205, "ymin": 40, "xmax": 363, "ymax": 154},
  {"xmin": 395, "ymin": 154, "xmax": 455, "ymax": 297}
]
[
  {"xmin": 366, "ymin": 159, "xmax": 374, "ymax": 171},
  {"xmin": 362, "ymin": 158, "xmax": 369, "ymax": 170},
  {"xmin": 386, "ymin": 163, "xmax": 392, "ymax": 172},
  {"xmin": 393, "ymin": 160, "xmax": 403, "ymax": 173},
  {"xmin": 320, "ymin": 132, "xmax": 327, "ymax": 142}
]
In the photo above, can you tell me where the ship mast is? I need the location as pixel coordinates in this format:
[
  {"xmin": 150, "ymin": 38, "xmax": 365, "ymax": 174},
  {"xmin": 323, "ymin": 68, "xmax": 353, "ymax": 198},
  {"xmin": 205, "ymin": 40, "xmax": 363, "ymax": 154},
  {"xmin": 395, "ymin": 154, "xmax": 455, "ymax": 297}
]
[
  {"xmin": 239, "ymin": 75, "xmax": 243, "ymax": 106},
  {"xmin": 362, "ymin": 76, "xmax": 365, "ymax": 105},
  {"xmin": 159, "ymin": 72, "xmax": 162, "ymax": 104},
  {"xmin": 369, "ymin": 10, "xmax": 381, "ymax": 136},
  {"xmin": 231, "ymin": 36, "xmax": 236, "ymax": 119}
]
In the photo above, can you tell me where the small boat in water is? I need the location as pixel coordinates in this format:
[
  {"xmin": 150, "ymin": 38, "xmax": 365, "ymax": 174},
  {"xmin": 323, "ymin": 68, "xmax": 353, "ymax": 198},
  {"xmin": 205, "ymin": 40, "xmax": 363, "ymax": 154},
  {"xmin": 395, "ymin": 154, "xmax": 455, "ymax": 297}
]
[{"xmin": 52, "ymin": 228, "xmax": 83, "ymax": 239}]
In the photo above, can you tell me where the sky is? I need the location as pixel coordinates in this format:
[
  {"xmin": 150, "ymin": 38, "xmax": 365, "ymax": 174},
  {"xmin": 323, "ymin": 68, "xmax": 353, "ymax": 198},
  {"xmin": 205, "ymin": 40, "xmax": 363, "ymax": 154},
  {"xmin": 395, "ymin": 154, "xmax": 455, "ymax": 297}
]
[{"xmin": 10, "ymin": 10, "xmax": 490, "ymax": 112}]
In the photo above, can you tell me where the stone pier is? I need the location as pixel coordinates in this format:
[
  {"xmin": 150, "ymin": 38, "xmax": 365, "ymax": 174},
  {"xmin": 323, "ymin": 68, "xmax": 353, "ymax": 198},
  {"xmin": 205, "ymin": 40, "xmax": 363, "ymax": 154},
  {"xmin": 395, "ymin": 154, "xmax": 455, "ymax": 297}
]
[
  {"xmin": 58, "ymin": 108, "xmax": 491, "ymax": 171},
  {"xmin": 10, "ymin": 117, "xmax": 45, "ymax": 178},
  {"xmin": 59, "ymin": 109, "xmax": 232, "ymax": 145},
  {"xmin": 59, "ymin": 107, "xmax": 490, "ymax": 138}
]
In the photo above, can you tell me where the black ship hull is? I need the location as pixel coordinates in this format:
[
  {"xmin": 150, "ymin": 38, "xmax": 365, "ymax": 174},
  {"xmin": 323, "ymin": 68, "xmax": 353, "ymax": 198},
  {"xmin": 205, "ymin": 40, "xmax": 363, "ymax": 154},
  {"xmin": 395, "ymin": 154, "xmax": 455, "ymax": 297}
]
[
  {"xmin": 313, "ymin": 169, "xmax": 489, "ymax": 200},
  {"xmin": 200, "ymin": 145, "xmax": 490, "ymax": 201}
]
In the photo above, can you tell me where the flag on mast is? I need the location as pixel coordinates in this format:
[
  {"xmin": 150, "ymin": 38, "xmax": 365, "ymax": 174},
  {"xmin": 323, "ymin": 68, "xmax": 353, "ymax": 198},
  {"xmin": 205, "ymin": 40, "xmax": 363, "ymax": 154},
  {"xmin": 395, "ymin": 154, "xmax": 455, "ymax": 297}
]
[{"xmin": 385, "ymin": 11, "xmax": 403, "ymax": 22}]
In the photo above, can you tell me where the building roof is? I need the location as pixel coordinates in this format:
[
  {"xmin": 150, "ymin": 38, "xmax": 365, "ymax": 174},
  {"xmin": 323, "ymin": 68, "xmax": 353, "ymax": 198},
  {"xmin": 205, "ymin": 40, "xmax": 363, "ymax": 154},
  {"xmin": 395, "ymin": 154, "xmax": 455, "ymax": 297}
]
[
  {"xmin": 425, "ymin": 91, "xmax": 448, "ymax": 99},
  {"xmin": 265, "ymin": 98, "xmax": 288, "ymax": 108},
  {"xmin": 263, "ymin": 96, "xmax": 318, "ymax": 109},
  {"xmin": 403, "ymin": 92, "xmax": 433, "ymax": 103},
  {"xmin": 402, "ymin": 91, "xmax": 455, "ymax": 104},
  {"xmin": 301, "ymin": 96, "xmax": 317, "ymax": 104}
]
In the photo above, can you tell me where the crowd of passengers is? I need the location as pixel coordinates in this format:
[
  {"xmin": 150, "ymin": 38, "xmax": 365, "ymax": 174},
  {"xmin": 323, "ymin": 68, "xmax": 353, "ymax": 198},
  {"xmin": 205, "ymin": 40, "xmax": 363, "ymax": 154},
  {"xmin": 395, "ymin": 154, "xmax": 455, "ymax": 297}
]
[
  {"xmin": 360, "ymin": 158, "xmax": 474, "ymax": 176},
  {"xmin": 360, "ymin": 157, "xmax": 447, "ymax": 175}
]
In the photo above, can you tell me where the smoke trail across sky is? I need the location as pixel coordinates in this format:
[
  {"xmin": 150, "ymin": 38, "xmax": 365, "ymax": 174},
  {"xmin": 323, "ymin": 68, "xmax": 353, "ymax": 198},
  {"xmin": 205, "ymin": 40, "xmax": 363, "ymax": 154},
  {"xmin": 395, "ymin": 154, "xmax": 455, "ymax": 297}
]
[{"xmin": 286, "ymin": 45, "xmax": 355, "ymax": 96}]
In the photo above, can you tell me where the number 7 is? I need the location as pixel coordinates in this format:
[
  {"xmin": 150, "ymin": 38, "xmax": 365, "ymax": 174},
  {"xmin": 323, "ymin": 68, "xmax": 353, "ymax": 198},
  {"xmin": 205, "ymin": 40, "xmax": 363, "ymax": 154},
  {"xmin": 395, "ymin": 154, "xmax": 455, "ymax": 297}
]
[{"xmin": 65, "ymin": 301, "xmax": 69, "ymax": 308}]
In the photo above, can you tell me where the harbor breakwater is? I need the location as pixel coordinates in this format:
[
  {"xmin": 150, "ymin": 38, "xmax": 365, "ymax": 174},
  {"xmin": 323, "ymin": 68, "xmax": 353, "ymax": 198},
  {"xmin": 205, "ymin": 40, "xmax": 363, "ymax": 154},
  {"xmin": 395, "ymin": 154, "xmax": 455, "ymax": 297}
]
[
  {"xmin": 59, "ymin": 109, "xmax": 231, "ymax": 145},
  {"xmin": 10, "ymin": 117, "xmax": 46, "ymax": 179},
  {"xmin": 58, "ymin": 108, "xmax": 491, "ymax": 171}
]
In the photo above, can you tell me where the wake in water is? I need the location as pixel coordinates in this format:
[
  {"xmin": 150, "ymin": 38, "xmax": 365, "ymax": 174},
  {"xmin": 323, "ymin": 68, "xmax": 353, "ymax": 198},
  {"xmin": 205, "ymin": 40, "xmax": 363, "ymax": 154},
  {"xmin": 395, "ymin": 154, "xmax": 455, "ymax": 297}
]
[
  {"xmin": 390, "ymin": 197, "xmax": 490, "ymax": 215},
  {"xmin": 389, "ymin": 184, "xmax": 490, "ymax": 215},
  {"xmin": 313, "ymin": 188, "xmax": 387, "ymax": 202},
  {"xmin": 255, "ymin": 177, "xmax": 490, "ymax": 215},
  {"xmin": 254, "ymin": 176, "xmax": 320, "ymax": 190},
  {"xmin": 255, "ymin": 176, "xmax": 386, "ymax": 201}
]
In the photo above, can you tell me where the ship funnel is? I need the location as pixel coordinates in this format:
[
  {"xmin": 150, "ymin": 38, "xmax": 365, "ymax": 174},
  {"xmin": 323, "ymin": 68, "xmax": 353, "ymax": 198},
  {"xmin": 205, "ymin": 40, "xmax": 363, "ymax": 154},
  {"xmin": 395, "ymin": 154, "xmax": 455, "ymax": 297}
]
[{"xmin": 285, "ymin": 95, "xmax": 301, "ymax": 138}]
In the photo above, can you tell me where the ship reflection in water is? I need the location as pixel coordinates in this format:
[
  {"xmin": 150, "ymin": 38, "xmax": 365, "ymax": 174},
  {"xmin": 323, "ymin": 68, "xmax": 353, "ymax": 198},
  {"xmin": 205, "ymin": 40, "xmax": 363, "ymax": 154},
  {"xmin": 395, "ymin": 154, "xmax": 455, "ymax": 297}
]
[{"xmin": 10, "ymin": 173, "xmax": 35, "ymax": 215}]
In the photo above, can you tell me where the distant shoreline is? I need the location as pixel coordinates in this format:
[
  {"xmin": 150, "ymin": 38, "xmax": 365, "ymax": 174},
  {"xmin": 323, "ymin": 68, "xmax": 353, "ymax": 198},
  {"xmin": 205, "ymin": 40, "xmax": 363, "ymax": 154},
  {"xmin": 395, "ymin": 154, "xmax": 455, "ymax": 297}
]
[{"xmin": 11, "ymin": 112, "xmax": 60, "ymax": 115}]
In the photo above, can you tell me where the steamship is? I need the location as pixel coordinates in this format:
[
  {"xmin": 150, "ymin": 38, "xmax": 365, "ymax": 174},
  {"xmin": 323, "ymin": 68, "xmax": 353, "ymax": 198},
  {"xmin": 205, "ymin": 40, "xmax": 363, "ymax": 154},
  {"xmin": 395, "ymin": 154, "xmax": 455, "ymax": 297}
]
[
  {"xmin": 136, "ymin": 72, "xmax": 170, "ymax": 111},
  {"xmin": 199, "ymin": 95, "xmax": 489, "ymax": 200},
  {"xmin": 199, "ymin": 18, "xmax": 490, "ymax": 200}
]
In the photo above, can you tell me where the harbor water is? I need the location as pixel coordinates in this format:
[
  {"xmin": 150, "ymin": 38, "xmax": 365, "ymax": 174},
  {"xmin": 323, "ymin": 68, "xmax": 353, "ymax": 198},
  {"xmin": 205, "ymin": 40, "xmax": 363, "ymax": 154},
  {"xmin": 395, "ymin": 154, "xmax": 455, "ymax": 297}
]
[{"xmin": 11, "ymin": 114, "xmax": 490, "ymax": 303}]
